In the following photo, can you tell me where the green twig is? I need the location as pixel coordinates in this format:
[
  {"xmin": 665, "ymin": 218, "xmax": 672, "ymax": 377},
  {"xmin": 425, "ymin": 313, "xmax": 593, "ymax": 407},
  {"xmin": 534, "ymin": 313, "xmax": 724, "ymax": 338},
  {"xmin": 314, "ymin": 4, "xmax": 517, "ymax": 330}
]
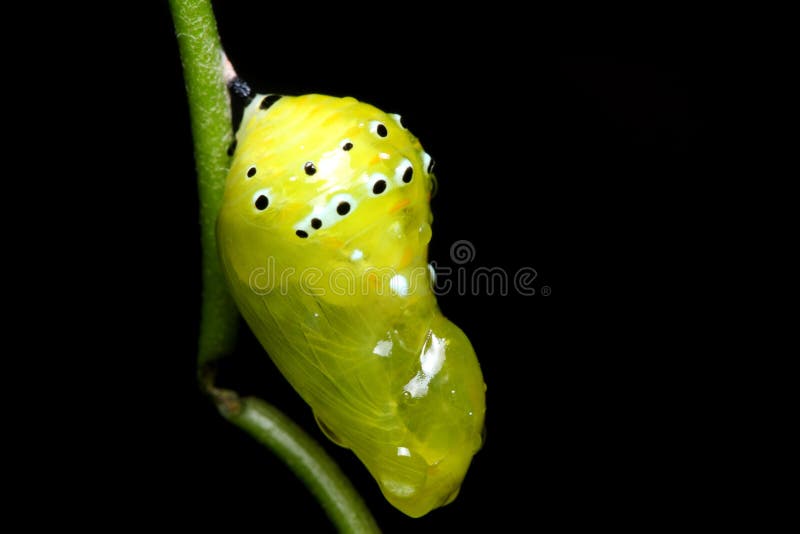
[
  {"xmin": 214, "ymin": 389, "xmax": 381, "ymax": 533},
  {"xmin": 169, "ymin": 1, "xmax": 379, "ymax": 531},
  {"xmin": 169, "ymin": 0, "xmax": 239, "ymax": 368}
]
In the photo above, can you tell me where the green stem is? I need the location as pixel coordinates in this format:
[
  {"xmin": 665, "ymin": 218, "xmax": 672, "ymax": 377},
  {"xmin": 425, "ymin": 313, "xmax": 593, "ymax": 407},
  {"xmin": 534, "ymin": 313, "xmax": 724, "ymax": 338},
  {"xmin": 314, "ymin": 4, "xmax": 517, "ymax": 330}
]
[
  {"xmin": 216, "ymin": 390, "xmax": 381, "ymax": 534},
  {"xmin": 169, "ymin": 0, "xmax": 238, "ymax": 368},
  {"xmin": 169, "ymin": 2, "xmax": 379, "ymax": 532}
]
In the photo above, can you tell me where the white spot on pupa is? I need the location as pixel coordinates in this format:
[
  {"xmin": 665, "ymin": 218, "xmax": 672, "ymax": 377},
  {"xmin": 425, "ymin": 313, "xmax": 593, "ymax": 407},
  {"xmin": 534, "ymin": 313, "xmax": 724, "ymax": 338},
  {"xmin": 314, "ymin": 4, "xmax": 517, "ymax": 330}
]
[
  {"xmin": 289, "ymin": 176, "xmax": 297, "ymax": 182},
  {"xmin": 381, "ymin": 477, "xmax": 416, "ymax": 498},
  {"xmin": 388, "ymin": 221, "xmax": 403, "ymax": 238},
  {"xmin": 420, "ymin": 334, "xmax": 446, "ymax": 376},
  {"xmin": 379, "ymin": 152, "xmax": 391, "ymax": 160},
  {"xmin": 394, "ymin": 158, "xmax": 413, "ymax": 186},
  {"xmin": 422, "ymin": 152, "xmax": 432, "ymax": 174},
  {"xmin": 396, "ymin": 446, "xmax": 411, "ymax": 457},
  {"xmin": 390, "ymin": 113, "xmax": 404, "ymax": 129},
  {"xmin": 390, "ymin": 275, "xmax": 408, "ymax": 296},
  {"xmin": 369, "ymin": 120, "xmax": 387, "ymax": 136},
  {"xmin": 404, "ymin": 377, "xmax": 427, "ymax": 399},
  {"xmin": 313, "ymin": 312, "xmax": 319, "ymax": 318},
  {"xmin": 428, "ymin": 263, "xmax": 437, "ymax": 283},
  {"xmin": 350, "ymin": 249, "xmax": 364, "ymax": 261},
  {"xmin": 373, "ymin": 339, "xmax": 392, "ymax": 357},
  {"xmin": 317, "ymin": 147, "xmax": 348, "ymax": 177},
  {"xmin": 403, "ymin": 333, "xmax": 446, "ymax": 399}
]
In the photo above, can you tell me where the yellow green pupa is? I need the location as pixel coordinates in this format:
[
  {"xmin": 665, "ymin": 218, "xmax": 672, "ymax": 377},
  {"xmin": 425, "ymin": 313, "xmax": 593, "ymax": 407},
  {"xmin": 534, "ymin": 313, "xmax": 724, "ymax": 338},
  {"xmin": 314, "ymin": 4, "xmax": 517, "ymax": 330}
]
[{"xmin": 217, "ymin": 93, "xmax": 486, "ymax": 517}]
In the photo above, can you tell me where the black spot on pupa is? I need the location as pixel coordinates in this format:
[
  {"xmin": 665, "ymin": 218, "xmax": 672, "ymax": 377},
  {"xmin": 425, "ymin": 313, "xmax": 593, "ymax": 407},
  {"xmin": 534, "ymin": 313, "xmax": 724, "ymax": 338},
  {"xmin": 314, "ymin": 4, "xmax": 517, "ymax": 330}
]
[
  {"xmin": 227, "ymin": 140, "xmax": 237, "ymax": 156},
  {"xmin": 247, "ymin": 166, "xmax": 257, "ymax": 178},
  {"xmin": 337, "ymin": 202, "xmax": 351, "ymax": 215},
  {"xmin": 373, "ymin": 180, "xmax": 387, "ymax": 195},
  {"xmin": 376, "ymin": 123, "xmax": 388, "ymax": 137},
  {"xmin": 255, "ymin": 195, "xmax": 269, "ymax": 210},
  {"xmin": 311, "ymin": 218, "xmax": 322, "ymax": 229},
  {"xmin": 304, "ymin": 162, "xmax": 317, "ymax": 176},
  {"xmin": 260, "ymin": 94, "xmax": 282, "ymax": 110},
  {"xmin": 402, "ymin": 167, "xmax": 413, "ymax": 183},
  {"xmin": 343, "ymin": 142, "xmax": 353, "ymax": 151},
  {"xmin": 296, "ymin": 229, "xmax": 308, "ymax": 238}
]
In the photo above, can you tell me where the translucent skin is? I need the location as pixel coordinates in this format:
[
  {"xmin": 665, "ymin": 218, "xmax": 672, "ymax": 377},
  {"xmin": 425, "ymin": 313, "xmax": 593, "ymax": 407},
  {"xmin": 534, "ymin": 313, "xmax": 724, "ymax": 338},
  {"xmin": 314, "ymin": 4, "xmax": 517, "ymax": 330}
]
[{"xmin": 217, "ymin": 94, "xmax": 486, "ymax": 517}]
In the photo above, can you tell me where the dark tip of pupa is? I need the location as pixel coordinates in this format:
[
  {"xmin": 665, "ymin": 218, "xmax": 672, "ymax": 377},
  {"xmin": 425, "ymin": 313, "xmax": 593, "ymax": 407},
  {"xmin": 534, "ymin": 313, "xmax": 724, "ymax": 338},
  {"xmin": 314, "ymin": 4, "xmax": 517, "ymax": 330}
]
[{"xmin": 228, "ymin": 77, "xmax": 254, "ymax": 103}]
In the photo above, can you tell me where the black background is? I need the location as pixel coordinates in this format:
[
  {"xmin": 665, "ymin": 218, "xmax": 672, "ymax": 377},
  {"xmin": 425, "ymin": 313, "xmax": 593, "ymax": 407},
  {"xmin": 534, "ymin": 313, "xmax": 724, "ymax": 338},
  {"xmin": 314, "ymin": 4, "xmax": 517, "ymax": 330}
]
[{"xmin": 5, "ymin": 3, "xmax": 794, "ymax": 533}]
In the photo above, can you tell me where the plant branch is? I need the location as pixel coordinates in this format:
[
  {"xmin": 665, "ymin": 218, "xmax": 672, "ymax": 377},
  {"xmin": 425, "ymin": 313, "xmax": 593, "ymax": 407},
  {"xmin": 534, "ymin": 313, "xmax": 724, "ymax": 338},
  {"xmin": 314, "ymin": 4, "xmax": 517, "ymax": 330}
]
[
  {"xmin": 212, "ymin": 388, "xmax": 381, "ymax": 534},
  {"xmin": 169, "ymin": 0, "xmax": 239, "ymax": 368},
  {"xmin": 168, "ymin": 1, "xmax": 379, "ymax": 531}
]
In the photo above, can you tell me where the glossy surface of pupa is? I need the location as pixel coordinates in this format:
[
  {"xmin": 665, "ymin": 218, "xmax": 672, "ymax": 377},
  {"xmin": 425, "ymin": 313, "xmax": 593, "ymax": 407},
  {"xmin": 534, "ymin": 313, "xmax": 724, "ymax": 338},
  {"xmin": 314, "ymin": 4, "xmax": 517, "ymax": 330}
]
[{"xmin": 217, "ymin": 94, "xmax": 486, "ymax": 517}]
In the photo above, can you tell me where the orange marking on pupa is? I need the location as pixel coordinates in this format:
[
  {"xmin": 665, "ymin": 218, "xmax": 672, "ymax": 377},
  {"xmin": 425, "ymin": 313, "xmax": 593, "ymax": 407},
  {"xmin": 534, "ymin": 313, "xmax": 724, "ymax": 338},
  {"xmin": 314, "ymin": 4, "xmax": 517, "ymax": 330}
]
[{"xmin": 389, "ymin": 198, "xmax": 410, "ymax": 213}]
